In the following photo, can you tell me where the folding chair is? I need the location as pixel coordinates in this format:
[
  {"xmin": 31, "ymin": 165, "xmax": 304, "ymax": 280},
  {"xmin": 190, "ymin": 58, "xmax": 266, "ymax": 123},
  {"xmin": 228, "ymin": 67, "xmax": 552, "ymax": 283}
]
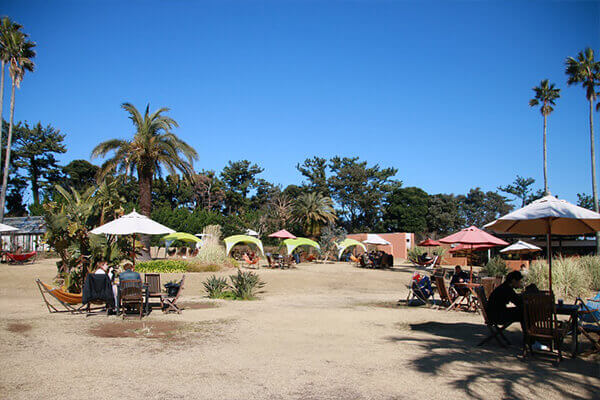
[
  {"xmin": 576, "ymin": 294, "xmax": 600, "ymax": 354},
  {"xmin": 406, "ymin": 272, "xmax": 434, "ymax": 306},
  {"xmin": 474, "ymin": 285, "xmax": 512, "ymax": 347},
  {"xmin": 161, "ymin": 275, "xmax": 185, "ymax": 314}
]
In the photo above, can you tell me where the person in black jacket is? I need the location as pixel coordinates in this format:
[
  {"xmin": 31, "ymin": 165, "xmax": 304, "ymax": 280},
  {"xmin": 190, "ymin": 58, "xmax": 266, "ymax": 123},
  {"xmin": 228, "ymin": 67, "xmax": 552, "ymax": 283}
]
[{"xmin": 486, "ymin": 271, "xmax": 524, "ymax": 329}]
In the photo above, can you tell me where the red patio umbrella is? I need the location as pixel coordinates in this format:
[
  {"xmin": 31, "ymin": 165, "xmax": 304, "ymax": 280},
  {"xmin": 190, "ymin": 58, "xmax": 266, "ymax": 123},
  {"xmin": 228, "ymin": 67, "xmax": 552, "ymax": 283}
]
[
  {"xmin": 449, "ymin": 243, "xmax": 497, "ymax": 253},
  {"xmin": 439, "ymin": 226, "xmax": 508, "ymax": 281},
  {"xmin": 268, "ymin": 229, "xmax": 297, "ymax": 239},
  {"xmin": 418, "ymin": 238, "xmax": 441, "ymax": 247}
]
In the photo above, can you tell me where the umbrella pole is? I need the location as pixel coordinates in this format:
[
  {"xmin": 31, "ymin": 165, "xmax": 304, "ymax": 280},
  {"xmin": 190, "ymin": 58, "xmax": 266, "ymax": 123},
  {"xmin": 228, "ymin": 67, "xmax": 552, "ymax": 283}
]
[
  {"xmin": 133, "ymin": 233, "xmax": 136, "ymax": 267},
  {"xmin": 469, "ymin": 244, "xmax": 473, "ymax": 283},
  {"xmin": 547, "ymin": 232, "xmax": 552, "ymax": 293}
]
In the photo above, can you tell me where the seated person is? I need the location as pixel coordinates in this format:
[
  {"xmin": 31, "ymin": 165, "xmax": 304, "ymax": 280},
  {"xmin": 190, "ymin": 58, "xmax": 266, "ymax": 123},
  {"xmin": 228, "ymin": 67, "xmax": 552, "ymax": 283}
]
[
  {"xmin": 14, "ymin": 246, "xmax": 23, "ymax": 255},
  {"xmin": 450, "ymin": 265, "xmax": 470, "ymax": 296},
  {"xmin": 119, "ymin": 263, "xmax": 141, "ymax": 281},
  {"xmin": 487, "ymin": 271, "xmax": 524, "ymax": 330},
  {"xmin": 419, "ymin": 252, "xmax": 432, "ymax": 262}
]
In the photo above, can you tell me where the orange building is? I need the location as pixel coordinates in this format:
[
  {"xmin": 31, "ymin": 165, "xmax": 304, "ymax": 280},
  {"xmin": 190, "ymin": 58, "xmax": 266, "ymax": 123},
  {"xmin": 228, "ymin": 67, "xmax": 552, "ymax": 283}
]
[{"xmin": 346, "ymin": 232, "xmax": 415, "ymax": 262}]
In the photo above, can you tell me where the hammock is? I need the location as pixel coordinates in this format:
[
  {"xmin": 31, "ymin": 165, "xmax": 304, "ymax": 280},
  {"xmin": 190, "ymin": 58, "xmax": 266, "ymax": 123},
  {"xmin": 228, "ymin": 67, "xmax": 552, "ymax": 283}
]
[
  {"xmin": 36, "ymin": 279, "xmax": 84, "ymax": 313},
  {"xmin": 6, "ymin": 251, "xmax": 37, "ymax": 264}
]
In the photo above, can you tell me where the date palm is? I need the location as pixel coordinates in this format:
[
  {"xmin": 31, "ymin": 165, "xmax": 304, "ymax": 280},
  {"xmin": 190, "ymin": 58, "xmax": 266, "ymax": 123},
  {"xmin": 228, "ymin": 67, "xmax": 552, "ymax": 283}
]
[
  {"xmin": 0, "ymin": 27, "xmax": 35, "ymax": 219},
  {"xmin": 566, "ymin": 48, "xmax": 600, "ymax": 253},
  {"xmin": 292, "ymin": 192, "xmax": 336, "ymax": 238},
  {"xmin": 92, "ymin": 102, "xmax": 197, "ymax": 218},
  {"xmin": 529, "ymin": 79, "xmax": 560, "ymax": 195}
]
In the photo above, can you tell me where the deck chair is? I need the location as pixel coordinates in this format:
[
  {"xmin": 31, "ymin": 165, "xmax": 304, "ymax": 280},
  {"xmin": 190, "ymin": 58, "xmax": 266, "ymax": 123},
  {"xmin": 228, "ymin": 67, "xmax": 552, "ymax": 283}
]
[
  {"xmin": 576, "ymin": 294, "xmax": 600, "ymax": 354},
  {"xmin": 120, "ymin": 279, "xmax": 144, "ymax": 319},
  {"xmin": 265, "ymin": 255, "xmax": 277, "ymax": 268},
  {"xmin": 406, "ymin": 272, "xmax": 434, "ymax": 305},
  {"xmin": 36, "ymin": 279, "xmax": 88, "ymax": 313},
  {"xmin": 7, "ymin": 251, "xmax": 37, "ymax": 264},
  {"xmin": 242, "ymin": 253, "xmax": 259, "ymax": 269},
  {"xmin": 434, "ymin": 276, "xmax": 453, "ymax": 309},
  {"xmin": 349, "ymin": 254, "xmax": 360, "ymax": 266},
  {"xmin": 410, "ymin": 255, "xmax": 438, "ymax": 268},
  {"xmin": 161, "ymin": 275, "xmax": 185, "ymax": 314},
  {"xmin": 523, "ymin": 292, "xmax": 569, "ymax": 364},
  {"xmin": 474, "ymin": 285, "xmax": 511, "ymax": 347}
]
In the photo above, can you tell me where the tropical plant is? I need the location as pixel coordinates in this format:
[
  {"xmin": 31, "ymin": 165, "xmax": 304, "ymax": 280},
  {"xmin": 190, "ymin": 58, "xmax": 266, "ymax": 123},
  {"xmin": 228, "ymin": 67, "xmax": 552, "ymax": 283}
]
[
  {"xmin": 292, "ymin": 192, "xmax": 336, "ymax": 238},
  {"xmin": 482, "ymin": 256, "xmax": 508, "ymax": 277},
  {"xmin": 203, "ymin": 275, "xmax": 230, "ymax": 298},
  {"xmin": 407, "ymin": 246, "xmax": 425, "ymax": 261},
  {"xmin": 529, "ymin": 80, "xmax": 560, "ymax": 195},
  {"xmin": 0, "ymin": 20, "xmax": 35, "ymax": 219},
  {"xmin": 228, "ymin": 269, "xmax": 265, "ymax": 300},
  {"xmin": 96, "ymin": 178, "xmax": 126, "ymax": 225},
  {"xmin": 566, "ymin": 48, "xmax": 600, "ymax": 254},
  {"xmin": 91, "ymin": 103, "xmax": 198, "ymax": 251}
]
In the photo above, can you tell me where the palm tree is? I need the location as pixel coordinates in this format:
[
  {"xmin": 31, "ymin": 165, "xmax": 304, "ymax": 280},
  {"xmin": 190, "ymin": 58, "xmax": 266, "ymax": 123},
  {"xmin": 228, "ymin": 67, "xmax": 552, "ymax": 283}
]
[
  {"xmin": 566, "ymin": 48, "xmax": 600, "ymax": 253},
  {"xmin": 0, "ymin": 17, "xmax": 23, "ymax": 169},
  {"xmin": 529, "ymin": 79, "xmax": 560, "ymax": 195},
  {"xmin": 292, "ymin": 192, "xmax": 336, "ymax": 238},
  {"xmin": 96, "ymin": 178, "xmax": 126, "ymax": 225},
  {"xmin": 92, "ymin": 102, "xmax": 197, "ymax": 226},
  {"xmin": 0, "ymin": 24, "xmax": 35, "ymax": 220}
]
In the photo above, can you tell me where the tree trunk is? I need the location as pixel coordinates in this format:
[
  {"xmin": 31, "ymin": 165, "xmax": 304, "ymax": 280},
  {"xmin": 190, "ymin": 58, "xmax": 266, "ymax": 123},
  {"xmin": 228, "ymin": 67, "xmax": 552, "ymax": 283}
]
[
  {"xmin": 0, "ymin": 60, "xmax": 5, "ymax": 172},
  {"xmin": 543, "ymin": 113, "xmax": 549, "ymax": 195},
  {"xmin": 0, "ymin": 81, "xmax": 16, "ymax": 220},
  {"xmin": 138, "ymin": 167, "xmax": 152, "ymax": 260},
  {"xmin": 31, "ymin": 159, "xmax": 39, "ymax": 205},
  {"xmin": 589, "ymin": 99, "xmax": 600, "ymax": 255}
]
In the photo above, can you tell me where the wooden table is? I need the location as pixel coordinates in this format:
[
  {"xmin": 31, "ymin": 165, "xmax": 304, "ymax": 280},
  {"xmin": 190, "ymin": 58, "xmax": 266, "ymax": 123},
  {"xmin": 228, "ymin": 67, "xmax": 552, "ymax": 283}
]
[{"xmin": 450, "ymin": 282, "xmax": 482, "ymax": 311}]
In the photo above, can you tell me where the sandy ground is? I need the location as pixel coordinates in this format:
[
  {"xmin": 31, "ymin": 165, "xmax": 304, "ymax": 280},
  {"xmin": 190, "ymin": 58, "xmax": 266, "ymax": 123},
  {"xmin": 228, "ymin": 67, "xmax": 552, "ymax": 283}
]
[{"xmin": 0, "ymin": 259, "xmax": 598, "ymax": 400}]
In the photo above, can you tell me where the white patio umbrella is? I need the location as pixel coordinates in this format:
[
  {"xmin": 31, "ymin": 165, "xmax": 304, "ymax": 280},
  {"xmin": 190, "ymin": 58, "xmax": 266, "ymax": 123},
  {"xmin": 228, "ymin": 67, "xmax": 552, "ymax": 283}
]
[
  {"xmin": 245, "ymin": 229, "xmax": 259, "ymax": 237},
  {"xmin": 484, "ymin": 195, "xmax": 600, "ymax": 292},
  {"xmin": 499, "ymin": 240, "xmax": 542, "ymax": 254},
  {"xmin": 362, "ymin": 234, "xmax": 394, "ymax": 255},
  {"xmin": 91, "ymin": 210, "xmax": 175, "ymax": 265}
]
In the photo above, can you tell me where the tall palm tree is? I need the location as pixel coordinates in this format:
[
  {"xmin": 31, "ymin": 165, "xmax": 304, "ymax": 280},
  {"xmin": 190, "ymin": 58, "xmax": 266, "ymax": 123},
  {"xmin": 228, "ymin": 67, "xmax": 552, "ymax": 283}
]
[
  {"xmin": 292, "ymin": 192, "xmax": 336, "ymax": 238},
  {"xmin": 566, "ymin": 48, "xmax": 600, "ymax": 253},
  {"xmin": 92, "ymin": 102, "xmax": 197, "ymax": 220},
  {"xmin": 0, "ymin": 28, "xmax": 35, "ymax": 220},
  {"xmin": 0, "ymin": 17, "xmax": 23, "ymax": 170},
  {"xmin": 529, "ymin": 79, "xmax": 560, "ymax": 195},
  {"xmin": 96, "ymin": 178, "xmax": 126, "ymax": 225}
]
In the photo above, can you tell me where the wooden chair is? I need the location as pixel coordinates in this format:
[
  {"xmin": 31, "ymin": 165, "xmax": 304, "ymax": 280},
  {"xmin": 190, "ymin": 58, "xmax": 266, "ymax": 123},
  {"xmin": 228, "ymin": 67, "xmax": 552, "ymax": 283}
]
[
  {"xmin": 265, "ymin": 255, "xmax": 277, "ymax": 268},
  {"xmin": 474, "ymin": 285, "xmax": 511, "ymax": 347},
  {"xmin": 523, "ymin": 292, "xmax": 569, "ymax": 363},
  {"xmin": 161, "ymin": 275, "xmax": 185, "ymax": 314},
  {"xmin": 144, "ymin": 273, "xmax": 162, "ymax": 305},
  {"xmin": 120, "ymin": 279, "xmax": 144, "ymax": 319},
  {"xmin": 434, "ymin": 276, "xmax": 453, "ymax": 309}
]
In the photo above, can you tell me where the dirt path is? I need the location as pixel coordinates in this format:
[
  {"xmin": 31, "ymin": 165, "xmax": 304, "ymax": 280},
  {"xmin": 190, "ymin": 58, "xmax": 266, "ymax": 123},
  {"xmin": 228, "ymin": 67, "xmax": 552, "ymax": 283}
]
[{"xmin": 0, "ymin": 259, "xmax": 597, "ymax": 399}]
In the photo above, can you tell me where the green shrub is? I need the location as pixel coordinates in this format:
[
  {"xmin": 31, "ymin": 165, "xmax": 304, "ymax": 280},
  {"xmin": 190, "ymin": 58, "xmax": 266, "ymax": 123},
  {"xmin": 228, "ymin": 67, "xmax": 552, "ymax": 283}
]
[
  {"xmin": 135, "ymin": 260, "xmax": 187, "ymax": 273},
  {"xmin": 526, "ymin": 257, "xmax": 591, "ymax": 299},
  {"xmin": 578, "ymin": 255, "xmax": 600, "ymax": 291},
  {"xmin": 203, "ymin": 275, "xmax": 230, "ymax": 298},
  {"xmin": 482, "ymin": 256, "xmax": 508, "ymax": 277},
  {"xmin": 229, "ymin": 269, "xmax": 265, "ymax": 300}
]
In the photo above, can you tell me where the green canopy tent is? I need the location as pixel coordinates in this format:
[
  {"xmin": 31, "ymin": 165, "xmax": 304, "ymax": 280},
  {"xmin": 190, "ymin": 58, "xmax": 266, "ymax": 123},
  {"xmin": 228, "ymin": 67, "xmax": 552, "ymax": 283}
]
[
  {"xmin": 224, "ymin": 234, "xmax": 264, "ymax": 256},
  {"xmin": 337, "ymin": 238, "xmax": 367, "ymax": 259},
  {"xmin": 283, "ymin": 237, "xmax": 320, "ymax": 255},
  {"xmin": 162, "ymin": 232, "xmax": 202, "ymax": 243}
]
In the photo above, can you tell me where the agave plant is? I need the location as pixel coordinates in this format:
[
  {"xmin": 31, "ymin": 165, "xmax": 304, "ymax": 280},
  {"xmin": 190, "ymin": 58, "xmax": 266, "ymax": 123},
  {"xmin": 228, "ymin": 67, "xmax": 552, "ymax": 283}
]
[
  {"xmin": 229, "ymin": 269, "xmax": 265, "ymax": 300},
  {"xmin": 202, "ymin": 275, "xmax": 230, "ymax": 298}
]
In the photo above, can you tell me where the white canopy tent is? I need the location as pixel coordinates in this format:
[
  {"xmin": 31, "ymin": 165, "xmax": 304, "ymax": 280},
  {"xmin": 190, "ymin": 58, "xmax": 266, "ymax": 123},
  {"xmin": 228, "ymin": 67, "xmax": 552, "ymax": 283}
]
[{"xmin": 362, "ymin": 234, "xmax": 393, "ymax": 255}]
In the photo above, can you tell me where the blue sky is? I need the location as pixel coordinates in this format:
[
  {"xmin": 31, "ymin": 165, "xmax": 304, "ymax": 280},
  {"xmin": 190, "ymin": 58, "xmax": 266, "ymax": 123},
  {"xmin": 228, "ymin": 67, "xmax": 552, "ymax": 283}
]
[{"xmin": 3, "ymin": 0, "xmax": 599, "ymax": 205}]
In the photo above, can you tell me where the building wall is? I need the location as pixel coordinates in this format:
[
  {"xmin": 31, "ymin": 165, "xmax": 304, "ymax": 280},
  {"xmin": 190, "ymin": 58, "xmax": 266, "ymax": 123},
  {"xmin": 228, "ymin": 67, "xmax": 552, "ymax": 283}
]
[{"xmin": 346, "ymin": 232, "xmax": 414, "ymax": 261}]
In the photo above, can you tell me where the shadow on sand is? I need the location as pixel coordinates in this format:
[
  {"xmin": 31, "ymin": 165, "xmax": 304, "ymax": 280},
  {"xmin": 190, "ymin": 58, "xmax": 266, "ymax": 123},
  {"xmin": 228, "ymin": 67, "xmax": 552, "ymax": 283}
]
[{"xmin": 386, "ymin": 321, "xmax": 599, "ymax": 399}]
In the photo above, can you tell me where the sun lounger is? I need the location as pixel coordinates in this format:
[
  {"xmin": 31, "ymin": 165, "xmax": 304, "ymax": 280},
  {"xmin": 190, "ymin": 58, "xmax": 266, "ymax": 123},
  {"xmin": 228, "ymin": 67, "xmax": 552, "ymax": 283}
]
[{"xmin": 7, "ymin": 251, "xmax": 37, "ymax": 264}]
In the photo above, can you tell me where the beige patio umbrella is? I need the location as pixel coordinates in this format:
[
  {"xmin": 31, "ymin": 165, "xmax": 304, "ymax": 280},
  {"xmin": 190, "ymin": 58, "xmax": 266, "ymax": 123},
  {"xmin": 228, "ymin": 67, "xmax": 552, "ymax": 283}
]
[
  {"xmin": 484, "ymin": 195, "xmax": 600, "ymax": 292},
  {"xmin": 499, "ymin": 240, "xmax": 542, "ymax": 255}
]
